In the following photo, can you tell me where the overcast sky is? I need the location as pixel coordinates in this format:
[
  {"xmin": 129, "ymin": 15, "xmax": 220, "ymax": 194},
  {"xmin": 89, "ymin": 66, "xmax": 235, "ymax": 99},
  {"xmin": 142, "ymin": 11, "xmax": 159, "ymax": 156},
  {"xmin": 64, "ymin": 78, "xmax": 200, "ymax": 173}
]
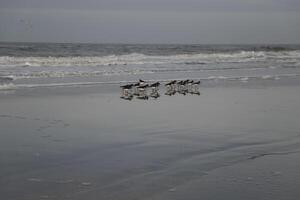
[{"xmin": 1, "ymin": 0, "xmax": 300, "ymax": 44}]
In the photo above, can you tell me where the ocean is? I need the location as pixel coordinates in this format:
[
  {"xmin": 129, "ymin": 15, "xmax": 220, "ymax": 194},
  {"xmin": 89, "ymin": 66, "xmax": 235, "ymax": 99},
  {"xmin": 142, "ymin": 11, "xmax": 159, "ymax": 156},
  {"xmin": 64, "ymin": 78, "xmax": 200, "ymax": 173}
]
[{"xmin": 1, "ymin": 43, "xmax": 300, "ymax": 90}]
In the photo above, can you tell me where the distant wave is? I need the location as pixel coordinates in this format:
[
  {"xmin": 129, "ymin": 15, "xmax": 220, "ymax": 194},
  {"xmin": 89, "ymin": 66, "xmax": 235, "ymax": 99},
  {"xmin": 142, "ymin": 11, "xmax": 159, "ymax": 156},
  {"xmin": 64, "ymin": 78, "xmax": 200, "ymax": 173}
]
[
  {"xmin": 0, "ymin": 76, "xmax": 14, "ymax": 82},
  {"xmin": 256, "ymin": 46, "xmax": 293, "ymax": 52},
  {"xmin": 1, "ymin": 50, "xmax": 300, "ymax": 81},
  {"xmin": 0, "ymin": 83, "xmax": 16, "ymax": 90},
  {"xmin": 5, "ymin": 65, "xmax": 296, "ymax": 79},
  {"xmin": 0, "ymin": 76, "xmax": 16, "ymax": 90},
  {"xmin": 1, "ymin": 50, "xmax": 300, "ymax": 68}
]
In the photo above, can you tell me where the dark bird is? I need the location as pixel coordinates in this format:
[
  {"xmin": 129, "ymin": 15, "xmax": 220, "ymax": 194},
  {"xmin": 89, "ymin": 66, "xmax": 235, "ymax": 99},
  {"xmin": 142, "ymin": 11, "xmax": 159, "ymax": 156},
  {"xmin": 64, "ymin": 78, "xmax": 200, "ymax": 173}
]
[
  {"xmin": 133, "ymin": 82, "xmax": 140, "ymax": 87},
  {"xmin": 183, "ymin": 79, "xmax": 191, "ymax": 85},
  {"xmin": 177, "ymin": 80, "xmax": 185, "ymax": 85},
  {"xmin": 150, "ymin": 82, "xmax": 160, "ymax": 87},
  {"xmin": 137, "ymin": 84, "xmax": 149, "ymax": 89},
  {"xmin": 120, "ymin": 84, "xmax": 133, "ymax": 89},
  {"xmin": 165, "ymin": 80, "xmax": 176, "ymax": 86},
  {"xmin": 193, "ymin": 80, "xmax": 201, "ymax": 85}
]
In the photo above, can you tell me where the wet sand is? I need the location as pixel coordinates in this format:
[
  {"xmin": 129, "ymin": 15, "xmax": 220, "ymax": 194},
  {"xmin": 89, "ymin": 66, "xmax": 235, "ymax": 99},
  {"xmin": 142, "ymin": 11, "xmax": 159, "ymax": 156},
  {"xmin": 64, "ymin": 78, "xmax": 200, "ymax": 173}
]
[{"xmin": 1, "ymin": 79, "xmax": 300, "ymax": 200}]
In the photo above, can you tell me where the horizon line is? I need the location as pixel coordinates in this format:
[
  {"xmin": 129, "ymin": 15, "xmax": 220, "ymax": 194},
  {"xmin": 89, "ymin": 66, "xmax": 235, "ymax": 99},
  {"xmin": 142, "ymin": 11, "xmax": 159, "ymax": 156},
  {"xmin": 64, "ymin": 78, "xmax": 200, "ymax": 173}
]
[{"xmin": 1, "ymin": 41, "xmax": 300, "ymax": 46}]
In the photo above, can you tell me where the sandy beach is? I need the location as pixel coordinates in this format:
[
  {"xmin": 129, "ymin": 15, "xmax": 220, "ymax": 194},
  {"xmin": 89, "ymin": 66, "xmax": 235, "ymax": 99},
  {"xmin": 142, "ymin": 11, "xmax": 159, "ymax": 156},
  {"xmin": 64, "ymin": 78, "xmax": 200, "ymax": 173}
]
[{"xmin": 1, "ymin": 77, "xmax": 300, "ymax": 200}]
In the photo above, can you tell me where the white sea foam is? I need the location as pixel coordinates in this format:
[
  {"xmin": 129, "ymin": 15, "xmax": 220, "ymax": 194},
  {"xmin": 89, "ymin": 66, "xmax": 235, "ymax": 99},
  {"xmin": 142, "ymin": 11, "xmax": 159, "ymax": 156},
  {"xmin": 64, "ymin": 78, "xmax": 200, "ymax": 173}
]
[
  {"xmin": 204, "ymin": 74, "xmax": 300, "ymax": 82},
  {"xmin": 0, "ymin": 50, "xmax": 299, "ymax": 82},
  {"xmin": 269, "ymin": 66, "xmax": 277, "ymax": 69},
  {"xmin": 262, "ymin": 75, "xmax": 273, "ymax": 79},
  {"xmin": 1, "ymin": 50, "xmax": 299, "ymax": 68},
  {"xmin": 207, "ymin": 76, "xmax": 217, "ymax": 80},
  {"xmin": 0, "ymin": 83, "xmax": 16, "ymax": 90},
  {"xmin": 0, "ymin": 75, "xmax": 15, "ymax": 81},
  {"xmin": 240, "ymin": 77, "xmax": 249, "ymax": 82}
]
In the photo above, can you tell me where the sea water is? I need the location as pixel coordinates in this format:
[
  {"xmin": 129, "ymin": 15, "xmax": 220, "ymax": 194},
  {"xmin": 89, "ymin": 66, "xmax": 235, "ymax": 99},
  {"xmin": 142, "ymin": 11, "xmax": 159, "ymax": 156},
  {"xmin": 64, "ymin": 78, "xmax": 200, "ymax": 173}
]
[{"xmin": 1, "ymin": 43, "xmax": 300, "ymax": 89}]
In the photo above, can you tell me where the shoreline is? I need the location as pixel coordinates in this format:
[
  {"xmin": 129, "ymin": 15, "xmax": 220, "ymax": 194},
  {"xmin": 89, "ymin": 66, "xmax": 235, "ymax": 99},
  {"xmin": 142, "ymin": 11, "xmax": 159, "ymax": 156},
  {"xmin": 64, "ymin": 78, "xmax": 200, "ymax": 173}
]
[{"xmin": 1, "ymin": 75, "xmax": 300, "ymax": 97}]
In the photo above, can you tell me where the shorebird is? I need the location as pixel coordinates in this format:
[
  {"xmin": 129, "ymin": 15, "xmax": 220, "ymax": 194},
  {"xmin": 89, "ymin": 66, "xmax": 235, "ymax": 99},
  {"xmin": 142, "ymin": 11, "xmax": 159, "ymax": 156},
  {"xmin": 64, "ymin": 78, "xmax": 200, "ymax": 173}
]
[
  {"xmin": 132, "ymin": 79, "xmax": 146, "ymax": 95},
  {"xmin": 149, "ymin": 82, "xmax": 160, "ymax": 98},
  {"xmin": 165, "ymin": 80, "xmax": 177, "ymax": 96},
  {"xmin": 150, "ymin": 82, "xmax": 160, "ymax": 88},
  {"xmin": 193, "ymin": 80, "xmax": 201, "ymax": 85},
  {"xmin": 165, "ymin": 80, "xmax": 176, "ymax": 90},
  {"xmin": 150, "ymin": 82, "xmax": 160, "ymax": 93},
  {"xmin": 131, "ymin": 82, "xmax": 141, "ymax": 95},
  {"xmin": 191, "ymin": 80, "xmax": 200, "ymax": 95},
  {"xmin": 139, "ymin": 79, "xmax": 146, "ymax": 86},
  {"xmin": 120, "ymin": 83, "xmax": 133, "ymax": 89},
  {"xmin": 136, "ymin": 84, "xmax": 149, "ymax": 99},
  {"xmin": 165, "ymin": 81, "xmax": 172, "ymax": 92},
  {"xmin": 184, "ymin": 79, "xmax": 191, "ymax": 85},
  {"xmin": 176, "ymin": 80, "xmax": 187, "ymax": 94},
  {"xmin": 165, "ymin": 80, "xmax": 176, "ymax": 86},
  {"xmin": 120, "ymin": 84, "xmax": 133, "ymax": 100},
  {"xmin": 187, "ymin": 80, "xmax": 194, "ymax": 93},
  {"xmin": 138, "ymin": 84, "xmax": 149, "ymax": 89},
  {"xmin": 171, "ymin": 80, "xmax": 177, "ymax": 91}
]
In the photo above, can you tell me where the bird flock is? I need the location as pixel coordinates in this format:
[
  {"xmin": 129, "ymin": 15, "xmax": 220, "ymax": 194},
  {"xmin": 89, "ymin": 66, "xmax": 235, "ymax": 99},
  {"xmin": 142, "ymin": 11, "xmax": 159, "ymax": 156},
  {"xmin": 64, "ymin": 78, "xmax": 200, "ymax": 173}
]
[{"xmin": 120, "ymin": 79, "xmax": 200, "ymax": 100}]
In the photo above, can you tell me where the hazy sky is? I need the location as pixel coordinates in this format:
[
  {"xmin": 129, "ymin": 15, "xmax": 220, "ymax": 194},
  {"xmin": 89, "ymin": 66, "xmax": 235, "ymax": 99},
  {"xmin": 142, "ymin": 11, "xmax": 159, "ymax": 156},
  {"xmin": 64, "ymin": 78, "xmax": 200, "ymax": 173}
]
[{"xmin": 1, "ymin": 0, "xmax": 300, "ymax": 44}]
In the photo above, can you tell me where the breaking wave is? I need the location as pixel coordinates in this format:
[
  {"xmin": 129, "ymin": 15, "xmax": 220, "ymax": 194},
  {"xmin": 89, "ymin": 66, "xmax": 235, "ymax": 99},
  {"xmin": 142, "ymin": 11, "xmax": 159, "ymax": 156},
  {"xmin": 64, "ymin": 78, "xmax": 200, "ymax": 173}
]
[
  {"xmin": 0, "ymin": 83, "xmax": 16, "ymax": 90},
  {"xmin": 1, "ymin": 50, "xmax": 300, "ymax": 68}
]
